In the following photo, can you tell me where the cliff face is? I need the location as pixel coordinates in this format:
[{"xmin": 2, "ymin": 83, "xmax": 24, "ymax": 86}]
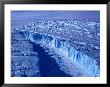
[{"xmin": 11, "ymin": 20, "xmax": 100, "ymax": 77}]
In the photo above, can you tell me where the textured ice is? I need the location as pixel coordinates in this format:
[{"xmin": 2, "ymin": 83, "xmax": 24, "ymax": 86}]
[{"xmin": 11, "ymin": 20, "xmax": 100, "ymax": 77}]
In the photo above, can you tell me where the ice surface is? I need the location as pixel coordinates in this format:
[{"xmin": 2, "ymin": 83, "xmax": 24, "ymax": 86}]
[{"xmin": 11, "ymin": 19, "xmax": 100, "ymax": 77}]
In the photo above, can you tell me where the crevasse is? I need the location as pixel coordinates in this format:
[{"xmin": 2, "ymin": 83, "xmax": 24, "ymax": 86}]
[{"xmin": 27, "ymin": 32, "xmax": 100, "ymax": 77}]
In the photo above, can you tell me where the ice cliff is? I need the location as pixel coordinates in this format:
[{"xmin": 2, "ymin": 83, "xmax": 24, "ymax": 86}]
[{"xmin": 28, "ymin": 32, "xmax": 100, "ymax": 77}]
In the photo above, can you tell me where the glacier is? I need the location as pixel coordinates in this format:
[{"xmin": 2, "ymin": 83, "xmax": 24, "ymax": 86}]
[{"xmin": 11, "ymin": 20, "xmax": 100, "ymax": 77}]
